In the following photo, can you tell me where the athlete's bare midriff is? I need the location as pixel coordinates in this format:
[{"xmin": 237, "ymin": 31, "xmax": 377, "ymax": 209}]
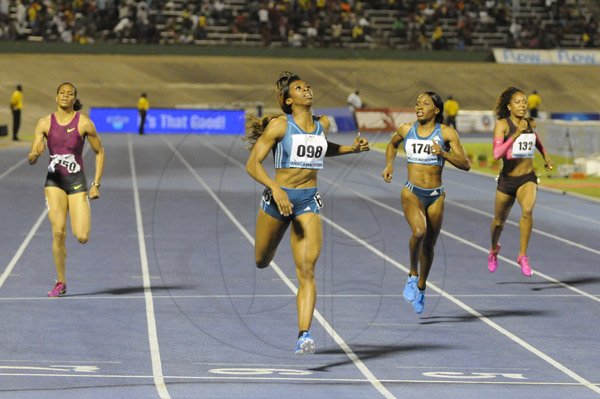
[
  {"xmin": 407, "ymin": 163, "xmax": 443, "ymax": 188},
  {"xmin": 274, "ymin": 168, "xmax": 318, "ymax": 188}
]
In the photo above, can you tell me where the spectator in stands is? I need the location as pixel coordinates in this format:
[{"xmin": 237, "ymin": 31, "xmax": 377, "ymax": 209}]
[
  {"xmin": 9, "ymin": 84, "xmax": 23, "ymax": 141},
  {"xmin": 244, "ymin": 71, "xmax": 369, "ymax": 354},
  {"xmin": 527, "ymin": 90, "xmax": 541, "ymax": 118},
  {"xmin": 287, "ymin": 29, "xmax": 303, "ymax": 47},
  {"xmin": 487, "ymin": 87, "xmax": 553, "ymax": 278},
  {"xmin": 0, "ymin": 0, "xmax": 8, "ymax": 23},
  {"xmin": 351, "ymin": 23, "xmax": 364, "ymax": 42},
  {"xmin": 444, "ymin": 95, "xmax": 459, "ymax": 129},
  {"xmin": 392, "ymin": 16, "xmax": 406, "ymax": 38},
  {"xmin": 137, "ymin": 93, "xmax": 149, "ymax": 135},
  {"xmin": 258, "ymin": 3, "xmax": 270, "ymax": 46},
  {"xmin": 306, "ymin": 22, "xmax": 318, "ymax": 47},
  {"xmin": 330, "ymin": 18, "xmax": 343, "ymax": 46},
  {"xmin": 431, "ymin": 24, "xmax": 445, "ymax": 50}
]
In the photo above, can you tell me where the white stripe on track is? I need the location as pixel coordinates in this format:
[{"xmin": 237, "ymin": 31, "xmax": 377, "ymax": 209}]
[
  {"xmin": 321, "ymin": 175, "xmax": 600, "ymax": 304},
  {"xmin": 202, "ymin": 140, "xmax": 599, "ymax": 395},
  {"xmin": 166, "ymin": 138, "xmax": 396, "ymax": 399},
  {"xmin": 2, "ymin": 371, "xmax": 599, "ymax": 387},
  {"xmin": 2, "ymin": 293, "xmax": 595, "ymax": 301},
  {"xmin": 445, "ymin": 198, "xmax": 600, "ymax": 256},
  {"xmin": 0, "ymin": 158, "xmax": 27, "ymax": 182},
  {"xmin": 0, "ymin": 145, "xmax": 94, "ymax": 290},
  {"xmin": 0, "ymin": 372, "xmax": 599, "ymax": 387},
  {"xmin": 364, "ymin": 151, "xmax": 600, "ymax": 255},
  {"xmin": 128, "ymin": 136, "xmax": 171, "ymax": 399},
  {"xmin": 319, "ymin": 213, "xmax": 600, "ymax": 395},
  {"xmin": 0, "ymin": 210, "xmax": 47, "ymax": 289}
]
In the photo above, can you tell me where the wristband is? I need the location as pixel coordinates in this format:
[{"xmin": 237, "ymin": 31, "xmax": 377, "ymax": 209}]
[{"xmin": 91, "ymin": 182, "xmax": 101, "ymax": 188}]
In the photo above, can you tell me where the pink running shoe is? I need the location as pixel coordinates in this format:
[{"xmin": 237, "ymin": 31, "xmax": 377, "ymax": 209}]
[
  {"xmin": 517, "ymin": 255, "xmax": 533, "ymax": 277},
  {"xmin": 487, "ymin": 244, "xmax": 501, "ymax": 273},
  {"xmin": 47, "ymin": 281, "xmax": 67, "ymax": 297}
]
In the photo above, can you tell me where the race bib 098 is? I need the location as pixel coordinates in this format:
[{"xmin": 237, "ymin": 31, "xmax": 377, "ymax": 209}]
[{"xmin": 288, "ymin": 134, "xmax": 327, "ymax": 169}]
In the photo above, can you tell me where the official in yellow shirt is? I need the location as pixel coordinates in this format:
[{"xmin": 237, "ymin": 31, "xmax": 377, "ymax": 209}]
[
  {"xmin": 137, "ymin": 93, "xmax": 149, "ymax": 135},
  {"xmin": 444, "ymin": 95, "xmax": 459, "ymax": 129},
  {"xmin": 10, "ymin": 85, "xmax": 23, "ymax": 141},
  {"xmin": 527, "ymin": 90, "xmax": 541, "ymax": 118}
]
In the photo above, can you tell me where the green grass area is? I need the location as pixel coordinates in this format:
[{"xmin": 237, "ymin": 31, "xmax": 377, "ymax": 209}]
[{"xmin": 373, "ymin": 142, "xmax": 600, "ymax": 200}]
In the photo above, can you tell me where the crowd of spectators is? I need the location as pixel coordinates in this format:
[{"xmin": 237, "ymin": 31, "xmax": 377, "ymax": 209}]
[{"xmin": 0, "ymin": 0, "xmax": 597, "ymax": 49}]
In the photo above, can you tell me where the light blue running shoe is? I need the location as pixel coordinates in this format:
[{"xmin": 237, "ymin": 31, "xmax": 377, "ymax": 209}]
[
  {"xmin": 413, "ymin": 290, "xmax": 425, "ymax": 314},
  {"xmin": 403, "ymin": 275, "xmax": 419, "ymax": 303},
  {"xmin": 295, "ymin": 331, "xmax": 315, "ymax": 354}
]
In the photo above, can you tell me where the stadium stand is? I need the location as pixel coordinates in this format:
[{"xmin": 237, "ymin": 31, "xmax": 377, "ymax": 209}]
[{"xmin": 0, "ymin": 0, "xmax": 597, "ymax": 50}]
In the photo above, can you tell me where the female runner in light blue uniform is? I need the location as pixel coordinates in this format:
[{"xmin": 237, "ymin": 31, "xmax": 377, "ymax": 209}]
[
  {"xmin": 245, "ymin": 71, "xmax": 370, "ymax": 354},
  {"xmin": 382, "ymin": 91, "xmax": 470, "ymax": 314}
]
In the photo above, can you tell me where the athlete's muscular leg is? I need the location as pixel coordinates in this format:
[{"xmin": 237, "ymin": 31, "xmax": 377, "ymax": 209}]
[
  {"xmin": 515, "ymin": 182, "xmax": 537, "ymax": 256},
  {"xmin": 401, "ymin": 188, "xmax": 427, "ymax": 277},
  {"xmin": 290, "ymin": 213, "xmax": 322, "ymax": 333},
  {"xmin": 68, "ymin": 192, "xmax": 90, "ymax": 243},
  {"xmin": 491, "ymin": 190, "xmax": 516, "ymax": 251},
  {"xmin": 254, "ymin": 209, "xmax": 290, "ymax": 268},
  {"xmin": 419, "ymin": 194, "xmax": 445, "ymax": 290},
  {"xmin": 45, "ymin": 187, "xmax": 68, "ymax": 283}
]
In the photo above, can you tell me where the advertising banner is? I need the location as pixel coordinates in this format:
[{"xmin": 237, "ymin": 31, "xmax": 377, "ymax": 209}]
[
  {"xmin": 493, "ymin": 48, "xmax": 600, "ymax": 65},
  {"xmin": 355, "ymin": 108, "xmax": 413, "ymax": 132},
  {"xmin": 90, "ymin": 108, "xmax": 245, "ymax": 134},
  {"xmin": 355, "ymin": 108, "xmax": 495, "ymax": 133}
]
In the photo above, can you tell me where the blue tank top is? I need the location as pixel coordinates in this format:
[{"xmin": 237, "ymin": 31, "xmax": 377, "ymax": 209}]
[
  {"xmin": 403, "ymin": 122, "xmax": 448, "ymax": 167},
  {"xmin": 273, "ymin": 114, "xmax": 328, "ymax": 169}
]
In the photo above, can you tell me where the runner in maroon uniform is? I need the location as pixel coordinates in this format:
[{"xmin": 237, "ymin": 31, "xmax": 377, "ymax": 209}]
[{"xmin": 28, "ymin": 82, "xmax": 105, "ymax": 297}]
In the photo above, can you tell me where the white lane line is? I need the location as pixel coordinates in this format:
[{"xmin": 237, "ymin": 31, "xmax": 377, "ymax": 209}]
[
  {"xmin": 341, "ymin": 153, "xmax": 600, "ymax": 255},
  {"xmin": 0, "ymin": 157, "xmax": 27, "ymax": 182},
  {"xmin": 166, "ymin": 138, "xmax": 396, "ymax": 399},
  {"xmin": 128, "ymin": 135, "xmax": 171, "ymax": 399},
  {"xmin": 536, "ymin": 203, "xmax": 600, "ymax": 225},
  {"xmin": 444, "ymin": 198, "xmax": 600, "ymax": 256},
  {"xmin": 0, "ymin": 372, "xmax": 597, "ymax": 387},
  {"xmin": 372, "ymin": 146, "xmax": 600, "ymax": 221},
  {"xmin": 321, "ymin": 175, "xmax": 600, "ymax": 304},
  {"xmin": 319, "ymin": 213, "xmax": 600, "ymax": 395},
  {"xmin": 202, "ymin": 145, "xmax": 599, "ymax": 393},
  {"xmin": 0, "ymin": 211, "xmax": 47, "ymax": 289},
  {"xmin": 0, "ymin": 147, "xmax": 93, "ymax": 289},
  {"xmin": 2, "ymin": 293, "xmax": 596, "ymax": 301}
]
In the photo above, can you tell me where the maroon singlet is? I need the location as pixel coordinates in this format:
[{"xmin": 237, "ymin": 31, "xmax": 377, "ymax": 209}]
[{"xmin": 47, "ymin": 112, "xmax": 85, "ymax": 176}]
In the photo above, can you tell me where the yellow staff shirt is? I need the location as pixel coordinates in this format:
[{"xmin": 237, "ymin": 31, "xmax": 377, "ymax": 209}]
[
  {"xmin": 444, "ymin": 99, "xmax": 459, "ymax": 117},
  {"xmin": 528, "ymin": 93, "xmax": 541, "ymax": 109},
  {"xmin": 10, "ymin": 91, "xmax": 23, "ymax": 110},
  {"xmin": 137, "ymin": 97, "xmax": 149, "ymax": 111}
]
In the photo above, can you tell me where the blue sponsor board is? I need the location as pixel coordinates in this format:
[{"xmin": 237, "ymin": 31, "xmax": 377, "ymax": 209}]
[
  {"xmin": 90, "ymin": 108, "xmax": 245, "ymax": 134},
  {"xmin": 550, "ymin": 112, "xmax": 600, "ymax": 121},
  {"xmin": 314, "ymin": 107, "xmax": 357, "ymax": 133}
]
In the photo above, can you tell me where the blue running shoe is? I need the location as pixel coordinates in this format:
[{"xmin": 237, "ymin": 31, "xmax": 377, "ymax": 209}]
[
  {"xmin": 295, "ymin": 331, "xmax": 315, "ymax": 354},
  {"xmin": 403, "ymin": 275, "xmax": 419, "ymax": 303},
  {"xmin": 412, "ymin": 290, "xmax": 425, "ymax": 314}
]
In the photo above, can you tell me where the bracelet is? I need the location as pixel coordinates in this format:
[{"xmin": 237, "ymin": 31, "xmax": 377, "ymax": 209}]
[{"xmin": 91, "ymin": 181, "xmax": 101, "ymax": 188}]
